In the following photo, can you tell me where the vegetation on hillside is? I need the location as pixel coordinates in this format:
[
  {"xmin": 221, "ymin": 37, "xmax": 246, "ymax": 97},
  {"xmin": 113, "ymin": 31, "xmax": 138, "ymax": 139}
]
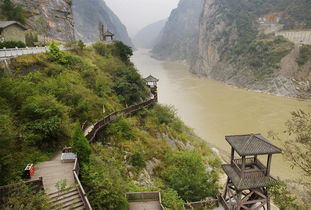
[
  {"xmin": 0, "ymin": 42, "xmax": 220, "ymax": 209},
  {"xmin": 296, "ymin": 45, "xmax": 311, "ymax": 66},
  {"xmin": 0, "ymin": 0, "xmax": 27, "ymax": 23}
]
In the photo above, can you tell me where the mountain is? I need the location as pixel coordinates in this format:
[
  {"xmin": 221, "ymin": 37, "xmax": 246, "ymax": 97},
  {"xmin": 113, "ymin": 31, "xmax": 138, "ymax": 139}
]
[
  {"xmin": 192, "ymin": 0, "xmax": 311, "ymax": 98},
  {"xmin": 152, "ymin": 0, "xmax": 204, "ymax": 62},
  {"xmin": 133, "ymin": 19, "xmax": 167, "ymax": 49},
  {"xmin": 72, "ymin": 0, "xmax": 133, "ymax": 46},
  {"xmin": 10, "ymin": 0, "xmax": 75, "ymax": 42}
]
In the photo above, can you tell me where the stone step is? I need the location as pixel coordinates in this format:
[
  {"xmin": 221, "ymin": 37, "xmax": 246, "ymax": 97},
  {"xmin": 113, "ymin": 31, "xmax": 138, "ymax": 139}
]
[
  {"xmin": 50, "ymin": 192, "xmax": 80, "ymax": 208},
  {"xmin": 61, "ymin": 200, "xmax": 84, "ymax": 210},
  {"xmin": 48, "ymin": 188, "xmax": 77, "ymax": 200}
]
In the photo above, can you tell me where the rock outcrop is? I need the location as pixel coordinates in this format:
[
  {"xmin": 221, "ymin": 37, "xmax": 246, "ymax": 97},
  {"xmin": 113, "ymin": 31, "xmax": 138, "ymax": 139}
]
[
  {"xmin": 133, "ymin": 19, "xmax": 167, "ymax": 49},
  {"xmin": 11, "ymin": 0, "xmax": 75, "ymax": 42},
  {"xmin": 152, "ymin": 0, "xmax": 204, "ymax": 62},
  {"xmin": 72, "ymin": 0, "xmax": 133, "ymax": 47}
]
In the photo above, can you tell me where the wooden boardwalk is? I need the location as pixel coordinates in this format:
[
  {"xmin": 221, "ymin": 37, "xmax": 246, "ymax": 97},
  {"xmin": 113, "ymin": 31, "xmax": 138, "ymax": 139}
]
[
  {"xmin": 31, "ymin": 153, "xmax": 75, "ymax": 194},
  {"xmin": 129, "ymin": 201, "xmax": 162, "ymax": 210}
]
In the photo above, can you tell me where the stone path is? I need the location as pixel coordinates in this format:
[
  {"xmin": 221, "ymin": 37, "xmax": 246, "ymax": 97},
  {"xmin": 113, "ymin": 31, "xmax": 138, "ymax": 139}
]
[
  {"xmin": 31, "ymin": 153, "xmax": 75, "ymax": 193},
  {"xmin": 129, "ymin": 201, "xmax": 162, "ymax": 210}
]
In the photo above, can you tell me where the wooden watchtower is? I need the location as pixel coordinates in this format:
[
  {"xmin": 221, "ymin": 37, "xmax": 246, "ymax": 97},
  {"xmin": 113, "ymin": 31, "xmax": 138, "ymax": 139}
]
[
  {"xmin": 220, "ymin": 134, "xmax": 282, "ymax": 210},
  {"xmin": 144, "ymin": 75, "xmax": 159, "ymax": 102}
]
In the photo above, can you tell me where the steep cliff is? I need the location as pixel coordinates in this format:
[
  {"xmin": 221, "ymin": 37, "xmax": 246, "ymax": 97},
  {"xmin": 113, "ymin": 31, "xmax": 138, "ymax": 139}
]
[
  {"xmin": 11, "ymin": 0, "xmax": 75, "ymax": 42},
  {"xmin": 192, "ymin": 0, "xmax": 311, "ymax": 98},
  {"xmin": 133, "ymin": 19, "xmax": 167, "ymax": 49},
  {"xmin": 152, "ymin": 0, "xmax": 204, "ymax": 62},
  {"xmin": 72, "ymin": 0, "xmax": 133, "ymax": 47}
]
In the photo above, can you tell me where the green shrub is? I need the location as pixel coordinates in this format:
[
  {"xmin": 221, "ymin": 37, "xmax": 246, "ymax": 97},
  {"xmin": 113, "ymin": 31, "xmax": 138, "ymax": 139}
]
[
  {"xmin": 25, "ymin": 32, "xmax": 39, "ymax": 47},
  {"xmin": 81, "ymin": 154, "xmax": 129, "ymax": 209},
  {"xmin": 1, "ymin": 183, "xmax": 51, "ymax": 209},
  {"xmin": 104, "ymin": 117, "xmax": 135, "ymax": 142},
  {"xmin": 112, "ymin": 41, "xmax": 133, "ymax": 62},
  {"xmin": 268, "ymin": 180, "xmax": 301, "ymax": 210},
  {"xmin": 160, "ymin": 150, "xmax": 218, "ymax": 202},
  {"xmin": 0, "ymin": 0, "xmax": 27, "ymax": 23},
  {"xmin": 0, "ymin": 40, "xmax": 26, "ymax": 49},
  {"xmin": 162, "ymin": 189, "xmax": 184, "ymax": 209},
  {"xmin": 130, "ymin": 152, "xmax": 146, "ymax": 168},
  {"xmin": 71, "ymin": 123, "xmax": 91, "ymax": 164},
  {"xmin": 297, "ymin": 45, "xmax": 311, "ymax": 66},
  {"xmin": 47, "ymin": 41, "xmax": 67, "ymax": 64}
]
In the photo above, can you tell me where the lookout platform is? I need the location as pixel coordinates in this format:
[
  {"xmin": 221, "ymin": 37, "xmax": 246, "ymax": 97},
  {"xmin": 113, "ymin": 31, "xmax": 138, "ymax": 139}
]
[{"xmin": 31, "ymin": 153, "xmax": 75, "ymax": 194}]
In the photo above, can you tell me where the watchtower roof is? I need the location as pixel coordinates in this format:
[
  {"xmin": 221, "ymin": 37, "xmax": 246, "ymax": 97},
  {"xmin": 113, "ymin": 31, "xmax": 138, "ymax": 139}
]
[
  {"xmin": 226, "ymin": 134, "xmax": 282, "ymax": 156},
  {"xmin": 144, "ymin": 75, "xmax": 159, "ymax": 83}
]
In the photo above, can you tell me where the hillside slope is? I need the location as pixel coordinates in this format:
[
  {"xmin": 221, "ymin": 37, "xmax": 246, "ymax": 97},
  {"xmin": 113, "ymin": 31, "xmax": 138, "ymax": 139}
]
[
  {"xmin": 152, "ymin": 0, "xmax": 204, "ymax": 62},
  {"xmin": 10, "ymin": 0, "xmax": 75, "ymax": 41},
  {"xmin": 192, "ymin": 0, "xmax": 311, "ymax": 98},
  {"xmin": 133, "ymin": 19, "xmax": 167, "ymax": 49},
  {"xmin": 72, "ymin": 0, "xmax": 133, "ymax": 46}
]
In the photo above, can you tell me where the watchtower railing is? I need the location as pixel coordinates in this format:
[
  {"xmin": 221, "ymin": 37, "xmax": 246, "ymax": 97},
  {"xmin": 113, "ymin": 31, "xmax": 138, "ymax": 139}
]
[
  {"xmin": 232, "ymin": 158, "xmax": 267, "ymax": 178},
  {"xmin": 85, "ymin": 98, "xmax": 156, "ymax": 142},
  {"xmin": 73, "ymin": 158, "xmax": 92, "ymax": 210}
]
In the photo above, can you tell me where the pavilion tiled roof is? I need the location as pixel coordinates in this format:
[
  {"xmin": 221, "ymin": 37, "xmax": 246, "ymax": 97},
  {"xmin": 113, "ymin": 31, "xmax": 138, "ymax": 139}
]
[
  {"xmin": 104, "ymin": 31, "xmax": 114, "ymax": 36},
  {"xmin": 225, "ymin": 134, "xmax": 282, "ymax": 156},
  {"xmin": 144, "ymin": 75, "xmax": 159, "ymax": 82},
  {"xmin": 0, "ymin": 21, "xmax": 27, "ymax": 30}
]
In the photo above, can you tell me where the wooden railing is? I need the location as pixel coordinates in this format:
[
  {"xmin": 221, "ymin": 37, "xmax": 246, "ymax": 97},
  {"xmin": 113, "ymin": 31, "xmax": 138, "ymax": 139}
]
[
  {"xmin": 184, "ymin": 198, "xmax": 218, "ymax": 209},
  {"xmin": 126, "ymin": 191, "xmax": 165, "ymax": 209},
  {"xmin": 85, "ymin": 98, "xmax": 156, "ymax": 142},
  {"xmin": 73, "ymin": 158, "xmax": 92, "ymax": 210},
  {"xmin": 232, "ymin": 158, "xmax": 267, "ymax": 178},
  {"xmin": 0, "ymin": 177, "xmax": 44, "ymax": 204}
]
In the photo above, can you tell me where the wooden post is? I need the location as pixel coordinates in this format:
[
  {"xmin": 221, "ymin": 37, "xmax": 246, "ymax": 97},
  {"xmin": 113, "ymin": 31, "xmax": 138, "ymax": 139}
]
[
  {"xmin": 230, "ymin": 147, "xmax": 234, "ymax": 164},
  {"xmin": 241, "ymin": 156, "xmax": 246, "ymax": 178},
  {"xmin": 266, "ymin": 154, "xmax": 272, "ymax": 176}
]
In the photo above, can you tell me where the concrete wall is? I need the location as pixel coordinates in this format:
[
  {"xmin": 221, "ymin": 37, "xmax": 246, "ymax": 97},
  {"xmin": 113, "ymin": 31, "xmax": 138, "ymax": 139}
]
[
  {"xmin": 1, "ymin": 24, "xmax": 26, "ymax": 43},
  {"xmin": 276, "ymin": 30, "xmax": 311, "ymax": 45}
]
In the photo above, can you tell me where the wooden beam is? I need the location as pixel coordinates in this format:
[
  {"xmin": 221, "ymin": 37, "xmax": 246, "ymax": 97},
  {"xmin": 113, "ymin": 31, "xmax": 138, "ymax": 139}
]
[
  {"xmin": 231, "ymin": 147, "xmax": 235, "ymax": 164},
  {"xmin": 241, "ymin": 156, "xmax": 246, "ymax": 179},
  {"xmin": 266, "ymin": 154, "xmax": 272, "ymax": 176}
]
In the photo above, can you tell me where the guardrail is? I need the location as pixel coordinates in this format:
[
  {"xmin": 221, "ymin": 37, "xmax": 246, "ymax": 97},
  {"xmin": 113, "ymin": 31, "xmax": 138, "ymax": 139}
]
[
  {"xmin": 0, "ymin": 177, "xmax": 44, "ymax": 204},
  {"xmin": 85, "ymin": 98, "xmax": 156, "ymax": 142},
  {"xmin": 184, "ymin": 198, "xmax": 218, "ymax": 209},
  {"xmin": 0, "ymin": 46, "xmax": 68, "ymax": 58},
  {"xmin": 126, "ymin": 191, "xmax": 165, "ymax": 209},
  {"xmin": 73, "ymin": 158, "xmax": 92, "ymax": 210}
]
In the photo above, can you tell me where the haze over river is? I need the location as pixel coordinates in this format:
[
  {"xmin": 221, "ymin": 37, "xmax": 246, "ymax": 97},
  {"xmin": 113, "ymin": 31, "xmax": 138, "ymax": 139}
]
[{"xmin": 132, "ymin": 49, "xmax": 311, "ymax": 182}]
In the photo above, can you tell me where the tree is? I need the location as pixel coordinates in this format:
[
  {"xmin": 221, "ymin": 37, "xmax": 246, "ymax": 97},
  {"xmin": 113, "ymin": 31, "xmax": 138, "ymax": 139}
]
[
  {"xmin": 71, "ymin": 123, "xmax": 91, "ymax": 164},
  {"xmin": 161, "ymin": 151, "xmax": 218, "ymax": 202},
  {"xmin": 284, "ymin": 110, "xmax": 311, "ymax": 177},
  {"xmin": 78, "ymin": 40, "xmax": 86, "ymax": 50},
  {"xmin": 47, "ymin": 41, "xmax": 67, "ymax": 64},
  {"xmin": 113, "ymin": 41, "xmax": 133, "ymax": 62}
]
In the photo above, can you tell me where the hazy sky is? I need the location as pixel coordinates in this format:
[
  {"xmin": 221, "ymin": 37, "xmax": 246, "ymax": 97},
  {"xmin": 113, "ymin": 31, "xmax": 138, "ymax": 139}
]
[{"xmin": 105, "ymin": 0, "xmax": 179, "ymax": 37}]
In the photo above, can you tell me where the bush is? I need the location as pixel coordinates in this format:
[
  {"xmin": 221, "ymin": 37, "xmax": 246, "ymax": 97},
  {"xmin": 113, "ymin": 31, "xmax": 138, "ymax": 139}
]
[
  {"xmin": 0, "ymin": 0, "xmax": 27, "ymax": 24},
  {"xmin": 1, "ymin": 183, "xmax": 51, "ymax": 209},
  {"xmin": 162, "ymin": 189, "xmax": 184, "ymax": 209},
  {"xmin": 104, "ymin": 117, "xmax": 135, "ymax": 142},
  {"xmin": 0, "ymin": 40, "xmax": 26, "ymax": 49},
  {"xmin": 81, "ymin": 154, "xmax": 129, "ymax": 209},
  {"xmin": 160, "ymin": 150, "xmax": 218, "ymax": 202},
  {"xmin": 71, "ymin": 123, "xmax": 91, "ymax": 164},
  {"xmin": 268, "ymin": 180, "xmax": 301, "ymax": 210},
  {"xmin": 130, "ymin": 152, "xmax": 146, "ymax": 168},
  {"xmin": 47, "ymin": 41, "xmax": 67, "ymax": 64},
  {"xmin": 296, "ymin": 45, "xmax": 311, "ymax": 66},
  {"xmin": 25, "ymin": 32, "xmax": 39, "ymax": 47},
  {"xmin": 112, "ymin": 41, "xmax": 133, "ymax": 62}
]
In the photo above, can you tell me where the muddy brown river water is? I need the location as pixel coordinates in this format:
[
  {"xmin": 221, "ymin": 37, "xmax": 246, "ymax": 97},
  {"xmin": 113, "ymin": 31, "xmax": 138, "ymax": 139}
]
[{"xmin": 132, "ymin": 49, "xmax": 311, "ymax": 183}]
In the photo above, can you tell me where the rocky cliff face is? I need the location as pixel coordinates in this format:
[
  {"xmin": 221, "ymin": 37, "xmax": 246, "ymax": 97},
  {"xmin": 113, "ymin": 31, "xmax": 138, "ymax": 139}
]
[
  {"xmin": 152, "ymin": 0, "xmax": 204, "ymax": 62},
  {"xmin": 11, "ymin": 0, "xmax": 75, "ymax": 42},
  {"xmin": 72, "ymin": 0, "xmax": 133, "ymax": 47},
  {"xmin": 133, "ymin": 19, "xmax": 167, "ymax": 49},
  {"xmin": 192, "ymin": 0, "xmax": 311, "ymax": 98}
]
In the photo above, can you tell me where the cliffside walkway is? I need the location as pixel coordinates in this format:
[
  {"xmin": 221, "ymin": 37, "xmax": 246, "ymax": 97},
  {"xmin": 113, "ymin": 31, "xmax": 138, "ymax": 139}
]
[{"xmin": 0, "ymin": 46, "xmax": 68, "ymax": 59}]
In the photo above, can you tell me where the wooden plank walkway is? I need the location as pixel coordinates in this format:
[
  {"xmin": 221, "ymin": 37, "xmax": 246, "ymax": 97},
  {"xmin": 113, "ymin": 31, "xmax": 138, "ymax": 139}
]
[
  {"xmin": 31, "ymin": 153, "xmax": 75, "ymax": 194},
  {"xmin": 129, "ymin": 201, "xmax": 162, "ymax": 210}
]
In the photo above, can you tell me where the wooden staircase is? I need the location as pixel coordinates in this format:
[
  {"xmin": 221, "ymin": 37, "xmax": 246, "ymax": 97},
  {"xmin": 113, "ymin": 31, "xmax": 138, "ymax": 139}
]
[{"xmin": 48, "ymin": 188, "xmax": 85, "ymax": 210}]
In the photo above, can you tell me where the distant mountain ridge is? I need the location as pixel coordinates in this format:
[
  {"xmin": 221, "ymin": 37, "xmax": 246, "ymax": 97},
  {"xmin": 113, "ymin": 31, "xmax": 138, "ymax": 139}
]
[
  {"xmin": 133, "ymin": 19, "xmax": 167, "ymax": 49},
  {"xmin": 72, "ymin": 0, "xmax": 133, "ymax": 46}
]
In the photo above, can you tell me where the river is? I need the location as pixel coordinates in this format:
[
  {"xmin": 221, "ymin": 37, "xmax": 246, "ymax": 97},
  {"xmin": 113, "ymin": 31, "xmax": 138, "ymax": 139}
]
[{"xmin": 132, "ymin": 49, "xmax": 311, "ymax": 183}]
